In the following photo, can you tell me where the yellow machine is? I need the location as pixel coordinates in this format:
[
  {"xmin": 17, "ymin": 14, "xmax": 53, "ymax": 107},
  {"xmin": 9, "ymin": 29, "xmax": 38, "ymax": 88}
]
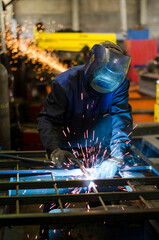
[
  {"xmin": 154, "ymin": 79, "xmax": 159, "ymax": 122},
  {"xmin": 34, "ymin": 30, "xmax": 116, "ymax": 52}
]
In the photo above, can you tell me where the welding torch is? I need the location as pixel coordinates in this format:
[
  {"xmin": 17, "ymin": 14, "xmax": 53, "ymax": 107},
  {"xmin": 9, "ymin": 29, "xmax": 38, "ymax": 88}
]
[
  {"xmin": 0, "ymin": 153, "xmax": 91, "ymax": 173},
  {"xmin": 0, "ymin": 153, "xmax": 51, "ymax": 165},
  {"xmin": 0, "ymin": 153, "xmax": 108, "ymax": 209},
  {"xmin": 0, "ymin": 153, "xmax": 90, "ymax": 172},
  {"xmin": 72, "ymin": 158, "xmax": 90, "ymax": 177}
]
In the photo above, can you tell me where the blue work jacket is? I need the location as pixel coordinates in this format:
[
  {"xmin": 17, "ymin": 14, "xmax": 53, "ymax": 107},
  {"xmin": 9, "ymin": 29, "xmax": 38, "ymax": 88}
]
[{"xmin": 37, "ymin": 65, "xmax": 132, "ymax": 158}]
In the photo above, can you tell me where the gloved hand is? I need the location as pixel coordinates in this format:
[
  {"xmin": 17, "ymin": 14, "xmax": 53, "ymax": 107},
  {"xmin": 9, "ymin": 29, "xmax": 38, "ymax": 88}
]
[
  {"xmin": 50, "ymin": 148, "xmax": 76, "ymax": 169},
  {"xmin": 123, "ymin": 154, "xmax": 135, "ymax": 166},
  {"xmin": 91, "ymin": 158, "xmax": 122, "ymax": 179}
]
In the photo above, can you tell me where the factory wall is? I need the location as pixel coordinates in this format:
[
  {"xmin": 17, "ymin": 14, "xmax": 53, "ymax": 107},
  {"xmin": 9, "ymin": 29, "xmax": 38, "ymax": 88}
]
[
  {"xmin": 80, "ymin": 0, "xmax": 121, "ymax": 33},
  {"xmin": 13, "ymin": 0, "xmax": 72, "ymax": 37},
  {"xmin": 80, "ymin": 0, "xmax": 139, "ymax": 33},
  {"xmin": 126, "ymin": 0, "xmax": 139, "ymax": 30},
  {"xmin": 13, "ymin": 0, "xmax": 159, "ymax": 38},
  {"xmin": 147, "ymin": 0, "xmax": 159, "ymax": 38}
]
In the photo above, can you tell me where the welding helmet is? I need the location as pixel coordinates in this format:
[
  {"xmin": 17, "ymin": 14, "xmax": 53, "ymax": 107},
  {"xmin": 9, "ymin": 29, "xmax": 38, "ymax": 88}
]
[{"xmin": 84, "ymin": 41, "xmax": 131, "ymax": 94}]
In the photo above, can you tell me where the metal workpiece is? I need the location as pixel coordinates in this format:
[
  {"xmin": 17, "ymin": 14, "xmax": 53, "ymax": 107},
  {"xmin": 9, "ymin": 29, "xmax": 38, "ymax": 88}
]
[
  {"xmin": 0, "ymin": 146, "xmax": 159, "ymax": 231},
  {"xmin": 0, "ymin": 208, "xmax": 159, "ymax": 227},
  {"xmin": 0, "ymin": 188, "xmax": 159, "ymax": 205},
  {"xmin": 133, "ymin": 134, "xmax": 159, "ymax": 165}
]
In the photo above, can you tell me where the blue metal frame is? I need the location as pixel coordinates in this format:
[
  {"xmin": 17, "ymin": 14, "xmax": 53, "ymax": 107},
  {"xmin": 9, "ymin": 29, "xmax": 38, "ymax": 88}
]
[{"xmin": 0, "ymin": 146, "xmax": 159, "ymax": 229}]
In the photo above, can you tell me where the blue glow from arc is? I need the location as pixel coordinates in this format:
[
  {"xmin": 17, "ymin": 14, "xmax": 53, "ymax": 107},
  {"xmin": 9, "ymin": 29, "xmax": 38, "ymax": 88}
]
[
  {"xmin": 90, "ymin": 65, "xmax": 125, "ymax": 93},
  {"xmin": 93, "ymin": 66, "xmax": 124, "ymax": 89}
]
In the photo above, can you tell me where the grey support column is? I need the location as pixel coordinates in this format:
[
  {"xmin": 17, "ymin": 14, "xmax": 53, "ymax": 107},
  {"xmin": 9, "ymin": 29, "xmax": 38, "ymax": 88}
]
[
  {"xmin": 72, "ymin": 0, "xmax": 79, "ymax": 31},
  {"xmin": 120, "ymin": 0, "xmax": 127, "ymax": 38},
  {"xmin": 140, "ymin": 0, "xmax": 147, "ymax": 26}
]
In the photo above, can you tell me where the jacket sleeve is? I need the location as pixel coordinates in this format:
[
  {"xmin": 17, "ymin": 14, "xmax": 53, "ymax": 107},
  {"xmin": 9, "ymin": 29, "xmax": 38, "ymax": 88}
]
[
  {"xmin": 37, "ymin": 80, "xmax": 68, "ymax": 157},
  {"xmin": 109, "ymin": 77, "xmax": 133, "ymax": 159}
]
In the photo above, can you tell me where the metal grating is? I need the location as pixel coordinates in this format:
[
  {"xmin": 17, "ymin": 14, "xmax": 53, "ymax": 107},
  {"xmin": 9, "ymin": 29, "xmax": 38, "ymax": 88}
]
[{"xmin": 0, "ymin": 147, "xmax": 159, "ymax": 229}]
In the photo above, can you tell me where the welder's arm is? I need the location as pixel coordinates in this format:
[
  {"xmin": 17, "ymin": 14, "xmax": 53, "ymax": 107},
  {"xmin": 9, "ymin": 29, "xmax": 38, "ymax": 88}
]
[
  {"xmin": 109, "ymin": 77, "xmax": 133, "ymax": 162},
  {"xmin": 92, "ymin": 158, "xmax": 121, "ymax": 179},
  {"xmin": 37, "ymin": 81, "xmax": 68, "ymax": 158},
  {"xmin": 37, "ymin": 116, "xmax": 60, "ymax": 158}
]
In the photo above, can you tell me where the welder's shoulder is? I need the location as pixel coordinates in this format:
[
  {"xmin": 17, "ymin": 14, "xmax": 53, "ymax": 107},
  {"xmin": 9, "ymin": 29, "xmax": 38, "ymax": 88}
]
[
  {"xmin": 114, "ymin": 76, "xmax": 130, "ymax": 95},
  {"xmin": 53, "ymin": 65, "xmax": 84, "ymax": 88},
  {"xmin": 110, "ymin": 77, "xmax": 130, "ymax": 105},
  {"xmin": 121, "ymin": 76, "xmax": 130, "ymax": 89}
]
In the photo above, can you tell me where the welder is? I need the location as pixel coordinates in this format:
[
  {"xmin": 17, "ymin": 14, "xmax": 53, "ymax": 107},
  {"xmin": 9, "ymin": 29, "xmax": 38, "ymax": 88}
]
[{"xmin": 37, "ymin": 41, "xmax": 132, "ymax": 179}]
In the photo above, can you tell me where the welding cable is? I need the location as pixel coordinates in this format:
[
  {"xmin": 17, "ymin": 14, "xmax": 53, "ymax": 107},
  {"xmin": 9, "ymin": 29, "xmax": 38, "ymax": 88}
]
[
  {"xmin": 0, "ymin": 153, "xmax": 50, "ymax": 166},
  {"xmin": 0, "ymin": 153, "xmax": 91, "ymax": 169},
  {"xmin": 0, "ymin": 153, "xmax": 88, "ymax": 169},
  {"xmin": 0, "ymin": 153, "xmax": 108, "ymax": 210}
]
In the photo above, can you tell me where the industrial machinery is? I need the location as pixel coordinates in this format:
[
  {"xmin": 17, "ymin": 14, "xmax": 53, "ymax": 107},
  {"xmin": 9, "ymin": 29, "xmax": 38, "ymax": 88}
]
[
  {"xmin": 0, "ymin": 140, "xmax": 159, "ymax": 240},
  {"xmin": 129, "ymin": 84, "xmax": 156, "ymax": 123},
  {"xmin": 34, "ymin": 30, "xmax": 116, "ymax": 52},
  {"xmin": 138, "ymin": 71, "xmax": 159, "ymax": 123},
  {"xmin": 155, "ymin": 80, "xmax": 159, "ymax": 122}
]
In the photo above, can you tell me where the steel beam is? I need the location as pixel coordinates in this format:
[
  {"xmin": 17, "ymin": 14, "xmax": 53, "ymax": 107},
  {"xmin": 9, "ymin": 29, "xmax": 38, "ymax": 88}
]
[
  {"xmin": 0, "ymin": 209, "xmax": 159, "ymax": 227},
  {"xmin": 0, "ymin": 191, "xmax": 159, "ymax": 205},
  {"xmin": 0, "ymin": 177, "xmax": 159, "ymax": 190}
]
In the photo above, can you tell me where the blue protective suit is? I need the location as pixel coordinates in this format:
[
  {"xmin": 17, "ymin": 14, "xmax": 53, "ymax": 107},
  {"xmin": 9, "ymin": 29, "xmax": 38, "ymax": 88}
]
[{"xmin": 37, "ymin": 63, "xmax": 132, "ymax": 159}]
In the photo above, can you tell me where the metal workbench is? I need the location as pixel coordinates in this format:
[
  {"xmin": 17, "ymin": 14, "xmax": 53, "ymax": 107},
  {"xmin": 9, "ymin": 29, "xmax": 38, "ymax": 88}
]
[{"xmin": 0, "ymin": 144, "xmax": 159, "ymax": 239}]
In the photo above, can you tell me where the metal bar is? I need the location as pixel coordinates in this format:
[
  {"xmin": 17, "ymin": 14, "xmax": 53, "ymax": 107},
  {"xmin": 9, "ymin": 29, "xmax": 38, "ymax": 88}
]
[
  {"xmin": 0, "ymin": 154, "xmax": 50, "ymax": 165},
  {"xmin": 0, "ymin": 150, "xmax": 46, "ymax": 158},
  {"xmin": 149, "ymin": 219, "xmax": 159, "ymax": 235},
  {"xmin": 92, "ymin": 185, "xmax": 108, "ymax": 211},
  {"xmin": 0, "ymin": 165, "xmax": 155, "ymax": 176},
  {"xmin": 127, "ymin": 180, "xmax": 159, "ymax": 235},
  {"xmin": 0, "ymin": 171, "xmax": 52, "ymax": 178},
  {"xmin": 16, "ymin": 163, "xmax": 19, "ymax": 214},
  {"xmin": 127, "ymin": 181, "xmax": 152, "ymax": 208},
  {"xmin": 0, "ymin": 209, "xmax": 159, "ymax": 227},
  {"xmin": 142, "ymin": 135, "xmax": 159, "ymax": 154},
  {"xmin": 0, "ymin": 170, "xmax": 53, "ymax": 175},
  {"xmin": 51, "ymin": 172, "xmax": 64, "ymax": 213},
  {"xmin": 1, "ymin": 191, "xmax": 159, "ymax": 205},
  {"xmin": 131, "ymin": 146, "xmax": 159, "ymax": 174},
  {"xmin": 0, "ymin": 177, "xmax": 159, "ymax": 190}
]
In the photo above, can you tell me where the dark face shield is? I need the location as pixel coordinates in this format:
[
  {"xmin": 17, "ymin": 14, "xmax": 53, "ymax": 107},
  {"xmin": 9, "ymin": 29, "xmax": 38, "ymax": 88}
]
[{"xmin": 89, "ymin": 49, "xmax": 131, "ymax": 94}]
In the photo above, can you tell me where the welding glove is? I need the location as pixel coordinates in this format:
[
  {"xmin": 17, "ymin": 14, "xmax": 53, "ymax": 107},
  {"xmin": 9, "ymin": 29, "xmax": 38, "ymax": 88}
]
[
  {"xmin": 92, "ymin": 158, "xmax": 123, "ymax": 179},
  {"xmin": 50, "ymin": 148, "xmax": 76, "ymax": 169},
  {"xmin": 123, "ymin": 154, "xmax": 134, "ymax": 166}
]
